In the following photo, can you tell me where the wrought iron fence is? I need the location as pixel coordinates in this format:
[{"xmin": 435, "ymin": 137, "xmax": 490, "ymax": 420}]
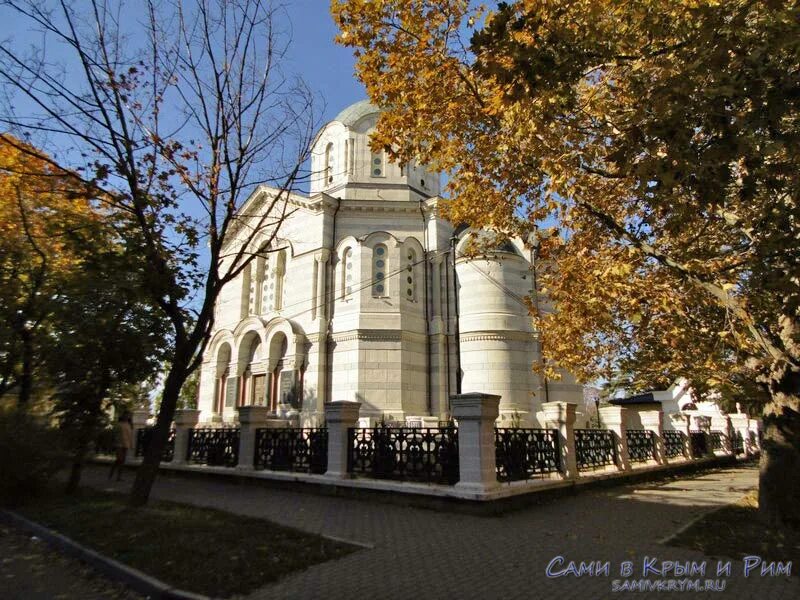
[
  {"xmin": 626, "ymin": 429, "xmax": 655, "ymax": 463},
  {"xmin": 689, "ymin": 431, "xmax": 709, "ymax": 457},
  {"xmin": 135, "ymin": 426, "xmax": 175, "ymax": 462},
  {"xmin": 348, "ymin": 427, "xmax": 459, "ymax": 485},
  {"xmin": 254, "ymin": 428, "xmax": 328, "ymax": 474},
  {"xmin": 187, "ymin": 427, "xmax": 239, "ymax": 467},
  {"xmin": 574, "ymin": 429, "xmax": 616, "ymax": 470},
  {"xmin": 708, "ymin": 431, "xmax": 727, "ymax": 453},
  {"xmin": 662, "ymin": 430, "xmax": 686, "ymax": 459},
  {"xmin": 495, "ymin": 428, "xmax": 560, "ymax": 482}
]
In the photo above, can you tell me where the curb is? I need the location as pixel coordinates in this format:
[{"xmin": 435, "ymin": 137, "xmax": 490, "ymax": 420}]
[{"xmin": 0, "ymin": 509, "xmax": 211, "ymax": 600}]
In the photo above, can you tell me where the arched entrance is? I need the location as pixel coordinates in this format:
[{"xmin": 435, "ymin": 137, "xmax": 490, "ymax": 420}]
[
  {"xmin": 238, "ymin": 332, "xmax": 267, "ymax": 407},
  {"xmin": 268, "ymin": 331, "xmax": 291, "ymax": 411}
]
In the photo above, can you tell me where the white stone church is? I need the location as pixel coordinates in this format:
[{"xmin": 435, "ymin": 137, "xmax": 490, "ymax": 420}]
[{"xmin": 197, "ymin": 100, "xmax": 583, "ymax": 427}]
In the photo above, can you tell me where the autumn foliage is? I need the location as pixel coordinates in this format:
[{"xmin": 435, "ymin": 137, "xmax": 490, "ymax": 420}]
[{"xmin": 333, "ymin": 0, "xmax": 800, "ymax": 524}]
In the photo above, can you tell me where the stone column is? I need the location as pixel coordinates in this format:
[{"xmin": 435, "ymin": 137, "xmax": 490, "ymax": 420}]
[
  {"xmin": 729, "ymin": 414, "xmax": 751, "ymax": 458},
  {"xmin": 431, "ymin": 254, "xmax": 443, "ymax": 318},
  {"xmin": 324, "ymin": 401, "xmax": 361, "ymax": 478},
  {"xmin": 599, "ymin": 406, "xmax": 631, "ymax": 471},
  {"xmin": 542, "ymin": 401, "xmax": 578, "ymax": 479},
  {"xmin": 749, "ymin": 420, "xmax": 762, "ymax": 452},
  {"xmin": 236, "ymin": 406, "xmax": 272, "ymax": 470},
  {"xmin": 451, "ymin": 393, "xmax": 500, "ymax": 492},
  {"xmin": 130, "ymin": 409, "xmax": 151, "ymax": 462},
  {"xmin": 315, "ymin": 249, "xmax": 330, "ymax": 320},
  {"xmin": 670, "ymin": 414, "xmax": 693, "ymax": 459},
  {"xmin": 640, "ymin": 410, "xmax": 665, "ymax": 464},
  {"xmin": 172, "ymin": 409, "xmax": 201, "ymax": 465}
]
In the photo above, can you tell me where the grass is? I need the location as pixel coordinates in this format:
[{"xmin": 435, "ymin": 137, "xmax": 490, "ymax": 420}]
[
  {"xmin": 667, "ymin": 491, "xmax": 800, "ymax": 568},
  {"xmin": 17, "ymin": 488, "xmax": 359, "ymax": 598}
]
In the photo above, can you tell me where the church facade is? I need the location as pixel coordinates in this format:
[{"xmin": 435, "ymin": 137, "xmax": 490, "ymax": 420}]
[{"xmin": 197, "ymin": 100, "xmax": 582, "ymax": 427}]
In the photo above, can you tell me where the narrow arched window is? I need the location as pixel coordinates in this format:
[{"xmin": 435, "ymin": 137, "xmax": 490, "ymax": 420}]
[
  {"xmin": 324, "ymin": 142, "xmax": 334, "ymax": 184},
  {"xmin": 341, "ymin": 247, "xmax": 353, "ymax": 300},
  {"xmin": 253, "ymin": 245, "xmax": 269, "ymax": 314},
  {"xmin": 372, "ymin": 244, "xmax": 387, "ymax": 297},
  {"xmin": 405, "ymin": 247, "xmax": 417, "ymax": 302},
  {"xmin": 274, "ymin": 250, "xmax": 286, "ymax": 310},
  {"xmin": 241, "ymin": 263, "xmax": 251, "ymax": 318}
]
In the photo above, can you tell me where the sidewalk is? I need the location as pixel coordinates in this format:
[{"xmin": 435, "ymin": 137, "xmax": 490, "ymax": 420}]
[{"xmin": 82, "ymin": 464, "xmax": 796, "ymax": 599}]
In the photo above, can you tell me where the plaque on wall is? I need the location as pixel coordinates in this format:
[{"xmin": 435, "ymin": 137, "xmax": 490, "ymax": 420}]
[
  {"xmin": 224, "ymin": 377, "xmax": 237, "ymax": 408},
  {"xmin": 279, "ymin": 370, "xmax": 299, "ymax": 409},
  {"xmin": 252, "ymin": 374, "xmax": 266, "ymax": 406}
]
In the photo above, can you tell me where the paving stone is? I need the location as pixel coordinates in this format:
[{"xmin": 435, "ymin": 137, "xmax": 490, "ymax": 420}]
[{"xmin": 79, "ymin": 464, "xmax": 797, "ymax": 599}]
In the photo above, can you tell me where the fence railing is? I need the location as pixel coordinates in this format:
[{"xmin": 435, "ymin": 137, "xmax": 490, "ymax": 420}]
[
  {"xmin": 708, "ymin": 431, "xmax": 726, "ymax": 453},
  {"xmin": 347, "ymin": 427, "xmax": 459, "ymax": 485},
  {"xmin": 495, "ymin": 428, "xmax": 560, "ymax": 482},
  {"xmin": 187, "ymin": 427, "xmax": 240, "ymax": 467},
  {"xmin": 689, "ymin": 431, "xmax": 709, "ymax": 457},
  {"xmin": 662, "ymin": 430, "xmax": 686, "ymax": 459},
  {"xmin": 254, "ymin": 428, "xmax": 328, "ymax": 474},
  {"xmin": 626, "ymin": 429, "xmax": 655, "ymax": 463},
  {"xmin": 574, "ymin": 429, "xmax": 617, "ymax": 470},
  {"xmin": 135, "ymin": 426, "xmax": 175, "ymax": 462}
]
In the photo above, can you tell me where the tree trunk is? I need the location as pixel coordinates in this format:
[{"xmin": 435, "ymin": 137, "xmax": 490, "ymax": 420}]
[
  {"xmin": 65, "ymin": 447, "xmax": 84, "ymax": 495},
  {"xmin": 758, "ymin": 362, "xmax": 800, "ymax": 527},
  {"xmin": 129, "ymin": 351, "xmax": 191, "ymax": 507}
]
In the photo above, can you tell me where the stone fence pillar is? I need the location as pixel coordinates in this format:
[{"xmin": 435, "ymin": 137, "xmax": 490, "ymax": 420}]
[
  {"xmin": 451, "ymin": 393, "xmax": 500, "ymax": 492},
  {"xmin": 324, "ymin": 401, "xmax": 361, "ymax": 478},
  {"xmin": 130, "ymin": 408, "xmax": 151, "ymax": 462},
  {"xmin": 729, "ymin": 414, "xmax": 752, "ymax": 457},
  {"xmin": 542, "ymin": 401, "xmax": 578, "ymax": 479},
  {"xmin": 641, "ymin": 410, "xmax": 665, "ymax": 464},
  {"xmin": 172, "ymin": 409, "xmax": 201, "ymax": 465},
  {"xmin": 670, "ymin": 414, "xmax": 693, "ymax": 459},
  {"xmin": 236, "ymin": 406, "xmax": 272, "ymax": 470},
  {"xmin": 749, "ymin": 420, "xmax": 762, "ymax": 452},
  {"xmin": 599, "ymin": 406, "xmax": 631, "ymax": 471}
]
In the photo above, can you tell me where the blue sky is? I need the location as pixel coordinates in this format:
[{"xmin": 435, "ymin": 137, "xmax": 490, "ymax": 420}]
[
  {"xmin": 280, "ymin": 1, "xmax": 366, "ymax": 118},
  {"xmin": 0, "ymin": 1, "xmax": 365, "ymax": 121}
]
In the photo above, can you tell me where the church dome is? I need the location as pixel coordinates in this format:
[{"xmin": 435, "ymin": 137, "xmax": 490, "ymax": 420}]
[
  {"xmin": 310, "ymin": 99, "xmax": 440, "ymax": 199},
  {"xmin": 333, "ymin": 99, "xmax": 379, "ymax": 127}
]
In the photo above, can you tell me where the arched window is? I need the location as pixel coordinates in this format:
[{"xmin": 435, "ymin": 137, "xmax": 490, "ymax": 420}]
[
  {"xmin": 264, "ymin": 249, "xmax": 286, "ymax": 312},
  {"xmin": 404, "ymin": 247, "xmax": 417, "ymax": 302},
  {"xmin": 241, "ymin": 263, "xmax": 252, "ymax": 318},
  {"xmin": 274, "ymin": 250, "xmax": 286, "ymax": 310},
  {"xmin": 324, "ymin": 142, "xmax": 334, "ymax": 184},
  {"xmin": 341, "ymin": 247, "xmax": 353, "ymax": 300},
  {"xmin": 372, "ymin": 244, "xmax": 387, "ymax": 297},
  {"xmin": 252, "ymin": 244, "xmax": 269, "ymax": 314}
]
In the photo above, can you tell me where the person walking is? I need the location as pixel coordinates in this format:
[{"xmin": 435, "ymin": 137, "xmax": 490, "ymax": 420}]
[{"xmin": 108, "ymin": 413, "xmax": 133, "ymax": 481}]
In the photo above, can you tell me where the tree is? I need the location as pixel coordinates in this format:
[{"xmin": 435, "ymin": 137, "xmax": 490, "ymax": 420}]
[
  {"xmin": 332, "ymin": 0, "xmax": 800, "ymax": 524},
  {"xmin": 47, "ymin": 236, "xmax": 170, "ymax": 494},
  {"xmin": 1, "ymin": 0, "xmax": 318, "ymax": 505},
  {"xmin": 0, "ymin": 133, "xmax": 103, "ymax": 405},
  {"xmin": 0, "ymin": 134, "xmax": 169, "ymax": 492}
]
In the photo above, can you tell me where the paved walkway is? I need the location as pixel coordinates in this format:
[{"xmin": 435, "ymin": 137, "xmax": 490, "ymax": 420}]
[{"xmin": 81, "ymin": 464, "xmax": 795, "ymax": 599}]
